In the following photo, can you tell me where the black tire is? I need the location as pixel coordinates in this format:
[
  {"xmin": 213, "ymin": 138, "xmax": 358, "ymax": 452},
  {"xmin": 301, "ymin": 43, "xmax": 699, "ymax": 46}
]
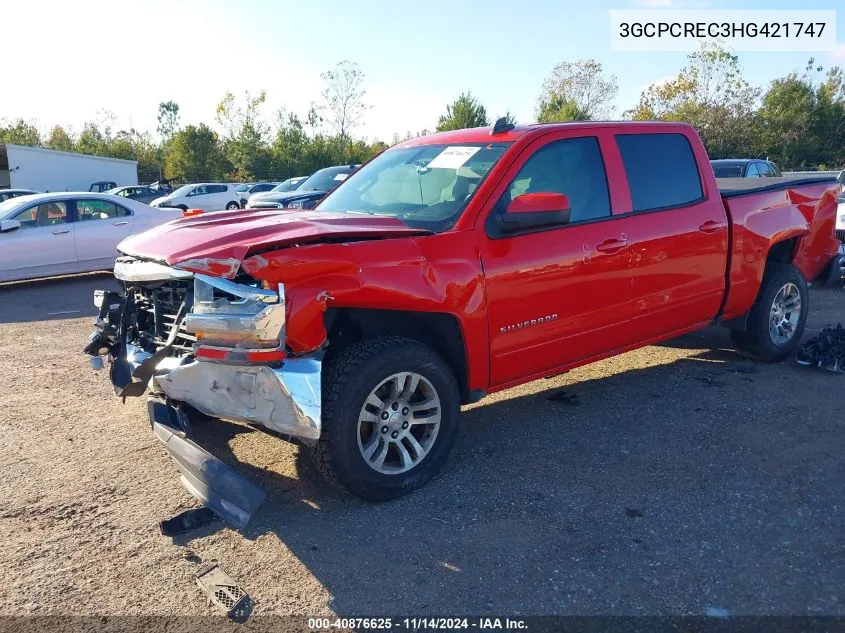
[
  {"xmin": 225, "ymin": 201, "xmax": 240, "ymax": 210},
  {"xmin": 311, "ymin": 336, "xmax": 460, "ymax": 501},
  {"xmin": 731, "ymin": 262, "xmax": 808, "ymax": 362},
  {"xmin": 176, "ymin": 204, "xmax": 188, "ymax": 212}
]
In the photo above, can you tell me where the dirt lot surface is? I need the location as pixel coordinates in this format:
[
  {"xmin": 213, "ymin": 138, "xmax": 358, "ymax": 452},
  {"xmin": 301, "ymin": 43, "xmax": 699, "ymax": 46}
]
[{"xmin": 1, "ymin": 273, "xmax": 843, "ymax": 618}]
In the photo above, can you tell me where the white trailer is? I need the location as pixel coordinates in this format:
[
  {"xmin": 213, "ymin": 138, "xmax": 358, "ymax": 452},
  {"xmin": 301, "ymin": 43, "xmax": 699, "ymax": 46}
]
[{"xmin": 0, "ymin": 144, "xmax": 138, "ymax": 193}]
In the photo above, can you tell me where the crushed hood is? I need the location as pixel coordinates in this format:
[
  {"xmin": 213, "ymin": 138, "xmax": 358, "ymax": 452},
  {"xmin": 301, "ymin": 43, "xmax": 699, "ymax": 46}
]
[{"xmin": 117, "ymin": 209, "xmax": 429, "ymax": 275}]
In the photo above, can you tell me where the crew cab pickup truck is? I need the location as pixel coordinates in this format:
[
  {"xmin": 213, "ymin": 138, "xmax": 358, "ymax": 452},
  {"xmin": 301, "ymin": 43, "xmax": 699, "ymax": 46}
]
[{"xmin": 85, "ymin": 121, "xmax": 843, "ymax": 527}]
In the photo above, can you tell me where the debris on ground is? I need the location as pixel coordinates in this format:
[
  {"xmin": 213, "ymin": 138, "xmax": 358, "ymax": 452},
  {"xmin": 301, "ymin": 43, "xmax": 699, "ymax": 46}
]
[
  {"xmin": 195, "ymin": 562, "xmax": 251, "ymax": 620},
  {"xmin": 797, "ymin": 324, "xmax": 845, "ymax": 373},
  {"xmin": 159, "ymin": 507, "xmax": 220, "ymax": 537}
]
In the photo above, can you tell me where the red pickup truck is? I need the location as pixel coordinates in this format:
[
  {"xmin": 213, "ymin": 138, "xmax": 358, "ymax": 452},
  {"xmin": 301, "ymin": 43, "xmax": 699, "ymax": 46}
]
[{"xmin": 85, "ymin": 120, "xmax": 842, "ymax": 527}]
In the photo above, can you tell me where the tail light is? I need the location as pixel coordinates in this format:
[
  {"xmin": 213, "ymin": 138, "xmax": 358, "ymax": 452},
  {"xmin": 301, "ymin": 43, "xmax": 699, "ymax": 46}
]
[{"xmin": 185, "ymin": 274, "xmax": 286, "ymax": 363}]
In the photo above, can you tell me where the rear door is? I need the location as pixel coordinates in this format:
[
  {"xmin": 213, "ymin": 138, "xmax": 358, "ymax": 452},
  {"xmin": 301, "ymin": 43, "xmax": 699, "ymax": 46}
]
[
  {"xmin": 611, "ymin": 132, "xmax": 729, "ymax": 343},
  {"xmin": 214, "ymin": 184, "xmax": 235, "ymax": 208},
  {"xmin": 0, "ymin": 200, "xmax": 76, "ymax": 281},
  {"xmin": 481, "ymin": 130, "xmax": 634, "ymax": 387},
  {"xmin": 72, "ymin": 199, "xmax": 133, "ymax": 270}
]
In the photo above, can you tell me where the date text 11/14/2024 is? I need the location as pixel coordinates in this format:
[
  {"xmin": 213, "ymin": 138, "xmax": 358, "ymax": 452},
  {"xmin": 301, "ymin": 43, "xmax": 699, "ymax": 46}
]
[{"xmin": 307, "ymin": 617, "xmax": 529, "ymax": 630}]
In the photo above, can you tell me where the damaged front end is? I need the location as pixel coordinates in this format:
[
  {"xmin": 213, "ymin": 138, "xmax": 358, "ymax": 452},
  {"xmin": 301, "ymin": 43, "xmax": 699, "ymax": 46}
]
[{"xmin": 84, "ymin": 256, "xmax": 322, "ymax": 527}]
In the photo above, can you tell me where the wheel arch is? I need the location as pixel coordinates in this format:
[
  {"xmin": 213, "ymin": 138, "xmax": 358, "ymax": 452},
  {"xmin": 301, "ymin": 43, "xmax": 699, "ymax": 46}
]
[{"xmin": 323, "ymin": 307, "xmax": 477, "ymax": 404}]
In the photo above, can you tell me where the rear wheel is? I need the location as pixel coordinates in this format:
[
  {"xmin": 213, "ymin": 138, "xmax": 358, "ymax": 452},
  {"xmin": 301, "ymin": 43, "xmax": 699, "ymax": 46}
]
[
  {"xmin": 225, "ymin": 201, "xmax": 240, "ymax": 210},
  {"xmin": 731, "ymin": 262, "xmax": 808, "ymax": 361},
  {"xmin": 311, "ymin": 336, "xmax": 460, "ymax": 501}
]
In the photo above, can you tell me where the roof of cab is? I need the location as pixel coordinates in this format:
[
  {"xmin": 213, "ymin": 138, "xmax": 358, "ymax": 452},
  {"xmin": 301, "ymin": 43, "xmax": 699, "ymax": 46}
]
[{"xmin": 397, "ymin": 120, "xmax": 697, "ymax": 148}]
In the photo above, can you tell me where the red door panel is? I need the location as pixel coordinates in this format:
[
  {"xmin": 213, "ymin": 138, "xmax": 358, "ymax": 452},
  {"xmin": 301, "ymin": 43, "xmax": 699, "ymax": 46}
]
[
  {"xmin": 621, "ymin": 203, "xmax": 728, "ymax": 343},
  {"xmin": 477, "ymin": 130, "xmax": 635, "ymax": 388},
  {"xmin": 483, "ymin": 224, "xmax": 631, "ymax": 386}
]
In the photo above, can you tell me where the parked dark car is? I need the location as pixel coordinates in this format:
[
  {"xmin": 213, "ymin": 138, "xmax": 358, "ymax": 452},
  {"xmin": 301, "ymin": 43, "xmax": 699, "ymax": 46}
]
[
  {"xmin": 89, "ymin": 181, "xmax": 118, "ymax": 192},
  {"xmin": 107, "ymin": 185, "xmax": 164, "ymax": 205},
  {"xmin": 247, "ymin": 166, "xmax": 359, "ymax": 210},
  {"xmin": 0, "ymin": 189, "xmax": 38, "ymax": 202},
  {"xmin": 710, "ymin": 159, "xmax": 781, "ymax": 178}
]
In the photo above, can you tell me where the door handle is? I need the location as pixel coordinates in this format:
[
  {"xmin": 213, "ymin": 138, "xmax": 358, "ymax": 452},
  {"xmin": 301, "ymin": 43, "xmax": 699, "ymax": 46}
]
[
  {"xmin": 52, "ymin": 229, "xmax": 70, "ymax": 235},
  {"xmin": 112, "ymin": 221, "xmax": 129, "ymax": 226},
  {"xmin": 596, "ymin": 234, "xmax": 629, "ymax": 254},
  {"xmin": 699, "ymin": 220, "xmax": 723, "ymax": 234}
]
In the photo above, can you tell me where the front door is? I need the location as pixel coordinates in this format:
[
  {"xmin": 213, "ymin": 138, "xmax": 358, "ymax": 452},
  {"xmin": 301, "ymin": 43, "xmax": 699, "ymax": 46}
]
[
  {"xmin": 481, "ymin": 133, "xmax": 633, "ymax": 387},
  {"xmin": 0, "ymin": 200, "xmax": 76, "ymax": 281}
]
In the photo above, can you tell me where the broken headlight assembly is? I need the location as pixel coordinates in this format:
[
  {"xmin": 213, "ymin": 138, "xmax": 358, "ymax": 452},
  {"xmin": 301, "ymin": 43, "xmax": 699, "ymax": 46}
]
[{"xmin": 185, "ymin": 273, "xmax": 287, "ymax": 363}]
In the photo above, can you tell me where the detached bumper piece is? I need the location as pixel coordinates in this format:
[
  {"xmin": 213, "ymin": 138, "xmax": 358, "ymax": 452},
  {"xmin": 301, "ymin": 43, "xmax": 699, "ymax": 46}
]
[
  {"xmin": 148, "ymin": 397, "xmax": 266, "ymax": 529},
  {"xmin": 797, "ymin": 323, "xmax": 845, "ymax": 374}
]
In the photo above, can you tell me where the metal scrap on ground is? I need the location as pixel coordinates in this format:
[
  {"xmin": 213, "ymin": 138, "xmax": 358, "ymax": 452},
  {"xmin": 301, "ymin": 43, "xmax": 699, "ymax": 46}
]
[{"xmin": 797, "ymin": 324, "xmax": 845, "ymax": 373}]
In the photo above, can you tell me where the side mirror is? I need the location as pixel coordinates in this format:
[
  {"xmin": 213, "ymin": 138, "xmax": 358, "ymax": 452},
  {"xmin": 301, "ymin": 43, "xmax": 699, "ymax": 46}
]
[
  {"xmin": 497, "ymin": 193, "xmax": 571, "ymax": 233},
  {"xmin": 0, "ymin": 219, "xmax": 21, "ymax": 233}
]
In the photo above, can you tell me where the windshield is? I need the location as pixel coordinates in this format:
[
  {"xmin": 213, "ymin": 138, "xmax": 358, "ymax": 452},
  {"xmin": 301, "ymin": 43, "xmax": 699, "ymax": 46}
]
[
  {"xmin": 298, "ymin": 166, "xmax": 355, "ymax": 191},
  {"xmin": 712, "ymin": 164, "xmax": 744, "ymax": 178},
  {"xmin": 168, "ymin": 185, "xmax": 194, "ymax": 198},
  {"xmin": 0, "ymin": 197, "xmax": 29, "ymax": 218},
  {"xmin": 272, "ymin": 178, "xmax": 304, "ymax": 193},
  {"xmin": 317, "ymin": 143, "xmax": 511, "ymax": 232},
  {"xmin": 235, "ymin": 184, "xmax": 250, "ymax": 192}
]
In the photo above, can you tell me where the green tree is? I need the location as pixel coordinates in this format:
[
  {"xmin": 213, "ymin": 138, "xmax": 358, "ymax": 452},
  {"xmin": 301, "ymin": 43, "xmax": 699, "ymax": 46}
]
[
  {"xmin": 164, "ymin": 124, "xmax": 227, "ymax": 181},
  {"xmin": 627, "ymin": 42, "xmax": 760, "ymax": 159},
  {"xmin": 436, "ymin": 92, "xmax": 489, "ymax": 132},
  {"xmin": 215, "ymin": 90, "xmax": 270, "ymax": 179},
  {"xmin": 271, "ymin": 111, "xmax": 309, "ymax": 179},
  {"xmin": 46, "ymin": 125, "xmax": 75, "ymax": 152},
  {"xmin": 76, "ymin": 122, "xmax": 109, "ymax": 156},
  {"xmin": 537, "ymin": 95, "xmax": 589, "ymax": 122},
  {"xmin": 157, "ymin": 101, "xmax": 180, "ymax": 140},
  {"xmin": 539, "ymin": 59, "xmax": 617, "ymax": 120},
  {"xmin": 0, "ymin": 119, "xmax": 41, "ymax": 146}
]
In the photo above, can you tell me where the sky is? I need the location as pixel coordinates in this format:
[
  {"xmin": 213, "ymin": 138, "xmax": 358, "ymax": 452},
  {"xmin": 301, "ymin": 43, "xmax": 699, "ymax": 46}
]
[{"xmin": 3, "ymin": 0, "xmax": 844, "ymax": 143}]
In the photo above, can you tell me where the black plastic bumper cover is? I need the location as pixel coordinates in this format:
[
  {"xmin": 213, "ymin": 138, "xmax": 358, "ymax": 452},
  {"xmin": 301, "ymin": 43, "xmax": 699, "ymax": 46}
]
[{"xmin": 147, "ymin": 397, "xmax": 266, "ymax": 529}]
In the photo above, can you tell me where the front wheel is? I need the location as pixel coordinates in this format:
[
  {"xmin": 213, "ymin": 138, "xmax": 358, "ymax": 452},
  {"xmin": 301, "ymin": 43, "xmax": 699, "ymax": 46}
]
[
  {"xmin": 731, "ymin": 262, "xmax": 808, "ymax": 361},
  {"xmin": 225, "ymin": 201, "xmax": 240, "ymax": 210},
  {"xmin": 311, "ymin": 336, "xmax": 460, "ymax": 501}
]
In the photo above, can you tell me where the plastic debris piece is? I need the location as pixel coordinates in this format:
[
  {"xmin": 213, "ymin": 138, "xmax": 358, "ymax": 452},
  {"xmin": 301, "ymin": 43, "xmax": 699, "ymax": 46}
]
[
  {"xmin": 159, "ymin": 507, "xmax": 220, "ymax": 536},
  {"xmin": 797, "ymin": 323, "xmax": 845, "ymax": 373},
  {"xmin": 195, "ymin": 563, "xmax": 249, "ymax": 617}
]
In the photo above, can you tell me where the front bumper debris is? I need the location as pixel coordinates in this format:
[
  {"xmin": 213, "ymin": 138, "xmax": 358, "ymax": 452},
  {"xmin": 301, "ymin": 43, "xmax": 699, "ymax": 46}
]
[
  {"xmin": 85, "ymin": 267, "xmax": 322, "ymax": 528},
  {"xmin": 148, "ymin": 397, "xmax": 266, "ymax": 528},
  {"xmin": 153, "ymin": 355, "xmax": 321, "ymax": 441}
]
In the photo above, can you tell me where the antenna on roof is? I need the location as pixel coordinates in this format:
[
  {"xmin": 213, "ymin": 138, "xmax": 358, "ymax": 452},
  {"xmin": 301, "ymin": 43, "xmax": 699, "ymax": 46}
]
[{"xmin": 491, "ymin": 117, "xmax": 515, "ymax": 135}]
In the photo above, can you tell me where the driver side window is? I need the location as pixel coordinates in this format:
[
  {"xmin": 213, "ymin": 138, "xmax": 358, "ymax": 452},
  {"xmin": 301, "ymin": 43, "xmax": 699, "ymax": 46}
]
[
  {"xmin": 13, "ymin": 202, "xmax": 68, "ymax": 229},
  {"xmin": 502, "ymin": 137, "xmax": 611, "ymax": 223}
]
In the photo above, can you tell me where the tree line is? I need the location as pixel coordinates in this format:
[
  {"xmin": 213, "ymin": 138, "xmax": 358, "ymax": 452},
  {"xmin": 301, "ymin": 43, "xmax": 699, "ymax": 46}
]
[{"xmin": 2, "ymin": 46, "xmax": 844, "ymax": 182}]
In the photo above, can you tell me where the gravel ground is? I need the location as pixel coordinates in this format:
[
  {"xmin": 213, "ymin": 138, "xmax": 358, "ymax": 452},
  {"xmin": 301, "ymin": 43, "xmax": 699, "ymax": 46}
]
[{"xmin": 0, "ymin": 274, "xmax": 843, "ymax": 617}]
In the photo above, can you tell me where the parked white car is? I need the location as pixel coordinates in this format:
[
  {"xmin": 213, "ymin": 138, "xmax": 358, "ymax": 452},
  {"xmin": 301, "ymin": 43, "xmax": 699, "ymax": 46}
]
[
  {"xmin": 0, "ymin": 193, "xmax": 182, "ymax": 282},
  {"xmin": 150, "ymin": 183, "xmax": 241, "ymax": 212}
]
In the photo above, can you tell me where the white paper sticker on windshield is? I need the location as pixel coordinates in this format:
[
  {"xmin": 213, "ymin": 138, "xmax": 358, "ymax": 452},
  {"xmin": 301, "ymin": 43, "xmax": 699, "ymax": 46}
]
[
  {"xmin": 426, "ymin": 146, "xmax": 480, "ymax": 170},
  {"xmin": 333, "ymin": 173, "xmax": 348, "ymax": 181}
]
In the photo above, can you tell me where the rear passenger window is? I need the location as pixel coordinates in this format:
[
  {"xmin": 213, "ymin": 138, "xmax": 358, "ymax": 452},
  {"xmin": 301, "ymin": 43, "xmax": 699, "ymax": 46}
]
[
  {"xmin": 210, "ymin": 185, "xmax": 228, "ymax": 194},
  {"xmin": 77, "ymin": 199, "xmax": 129, "ymax": 220},
  {"xmin": 503, "ymin": 137, "xmax": 611, "ymax": 223},
  {"xmin": 616, "ymin": 133, "xmax": 703, "ymax": 212}
]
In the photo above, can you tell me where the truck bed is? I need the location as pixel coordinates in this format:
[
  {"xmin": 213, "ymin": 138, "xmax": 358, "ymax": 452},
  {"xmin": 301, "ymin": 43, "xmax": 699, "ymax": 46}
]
[{"xmin": 718, "ymin": 176, "xmax": 836, "ymax": 197}]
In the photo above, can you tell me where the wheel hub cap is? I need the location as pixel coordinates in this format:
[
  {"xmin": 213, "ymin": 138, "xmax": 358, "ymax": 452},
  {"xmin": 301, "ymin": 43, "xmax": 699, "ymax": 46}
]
[
  {"xmin": 357, "ymin": 372, "xmax": 442, "ymax": 475},
  {"xmin": 769, "ymin": 282, "xmax": 801, "ymax": 346}
]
